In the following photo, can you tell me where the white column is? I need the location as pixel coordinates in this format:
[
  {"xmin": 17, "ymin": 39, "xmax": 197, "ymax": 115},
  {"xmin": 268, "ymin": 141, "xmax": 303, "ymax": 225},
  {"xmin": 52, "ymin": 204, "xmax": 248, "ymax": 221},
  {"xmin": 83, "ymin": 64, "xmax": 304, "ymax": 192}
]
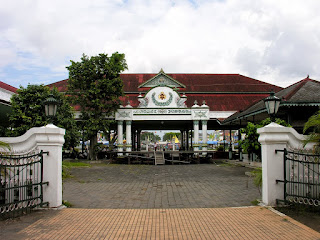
[
  {"xmin": 202, "ymin": 120, "xmax": 208, "ymax": 156},
  {"xmin": 117, "ymin": 120, "xmax": 123, "ymax": 156},
  {"xmin": 193, "ymin": 120, "xmax": 199, "ymax": 153},
  {"xmin": 126, "ymin": 120, "xmax": 132, "ymax": 152}
]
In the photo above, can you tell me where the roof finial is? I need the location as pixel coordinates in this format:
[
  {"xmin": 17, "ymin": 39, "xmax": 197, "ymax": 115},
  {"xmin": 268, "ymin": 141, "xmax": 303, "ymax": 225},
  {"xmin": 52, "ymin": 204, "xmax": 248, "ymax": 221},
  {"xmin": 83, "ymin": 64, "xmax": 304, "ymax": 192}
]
[
  {"xmin": 160, "ymin": 68, "xmax": 164, "ymax": 73},
  {"xmin": 307, "ymin": 74, "xmax": 309, "ymax": 79}
]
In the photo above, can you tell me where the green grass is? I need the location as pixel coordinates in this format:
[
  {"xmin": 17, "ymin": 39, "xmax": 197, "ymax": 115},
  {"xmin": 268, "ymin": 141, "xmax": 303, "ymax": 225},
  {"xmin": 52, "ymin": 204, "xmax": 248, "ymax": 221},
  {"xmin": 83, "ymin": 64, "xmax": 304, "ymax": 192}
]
[
  {"xmin": 62, "ymin": 161, "xmax": 91, "ymax": 168},
  {"xmin": 62, "ymin": 161, "xmax": 91, "ymax": 180},
  {"xmin": 251, "ymin": 168, "xmax": 262, "ymax": 191}
]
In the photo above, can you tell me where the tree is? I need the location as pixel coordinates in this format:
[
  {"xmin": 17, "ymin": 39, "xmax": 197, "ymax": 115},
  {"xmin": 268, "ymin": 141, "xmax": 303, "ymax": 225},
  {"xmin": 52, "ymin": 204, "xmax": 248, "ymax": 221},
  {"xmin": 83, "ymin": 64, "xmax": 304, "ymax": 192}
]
[
  {"xmin": 163, "ymin": 132, "xmax": 181, "ymax": 142},
  {"xmin": 141, "ymin": 132, "xmax": 161, "ymax": 142},
  {"xmin": 8, "ymin": 84, "xmax": 80, "ymax": 150},
  {"xmin": 240, "ymin": 118, "xmax": 290, "ymax": 159},
  {"xmin": 303, "ymin": 110, "xmax": 320, "ymax": 154},
  {"xmin": 66, "ymin": 52, "xmax": 128, "ymax": 160}
]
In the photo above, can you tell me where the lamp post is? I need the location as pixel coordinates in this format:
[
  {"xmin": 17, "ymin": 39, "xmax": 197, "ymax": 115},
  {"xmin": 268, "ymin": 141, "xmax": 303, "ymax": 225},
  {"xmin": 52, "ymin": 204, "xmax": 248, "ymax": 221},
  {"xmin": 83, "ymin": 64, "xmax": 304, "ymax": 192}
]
[
  {"xmin": 264, "ymin": 91, "xmax": 281, "ymax": 122},
  {"xmin": 44, "ymin": 94, "xmax": 58, "ymax": 123}
]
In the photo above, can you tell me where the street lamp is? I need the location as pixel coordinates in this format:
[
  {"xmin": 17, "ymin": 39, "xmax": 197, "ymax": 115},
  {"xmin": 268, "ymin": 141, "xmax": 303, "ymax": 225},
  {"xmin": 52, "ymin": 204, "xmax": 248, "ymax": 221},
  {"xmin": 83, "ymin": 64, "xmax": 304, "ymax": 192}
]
[
  {"xmin": 264, "ymin": 91, "xmax": 281, "ymax": 122},
  {"xmin": 44, "ymin": 94, "xmax": 58, "ymax": 123}
]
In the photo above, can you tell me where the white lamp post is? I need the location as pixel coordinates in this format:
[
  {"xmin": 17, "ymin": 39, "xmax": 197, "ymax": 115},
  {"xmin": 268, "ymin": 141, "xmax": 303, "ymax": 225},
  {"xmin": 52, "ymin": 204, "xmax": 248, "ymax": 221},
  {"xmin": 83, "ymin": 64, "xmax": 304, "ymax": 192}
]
[{"xmin": 264, "ymin": 91, "xmax": 281, "ymax": 122}]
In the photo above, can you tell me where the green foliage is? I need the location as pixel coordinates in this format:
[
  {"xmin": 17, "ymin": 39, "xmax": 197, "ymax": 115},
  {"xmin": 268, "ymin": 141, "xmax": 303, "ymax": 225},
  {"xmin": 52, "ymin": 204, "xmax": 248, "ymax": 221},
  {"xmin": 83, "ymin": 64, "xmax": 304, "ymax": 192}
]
[
  {"xmin": 251, "ymin": 199, "xmax": 260, "ymax": 206},
  {"xmin": 258, "ymin": 118, "xmax": 291, "ymax": 128},
  {"xmin": 0, "ymin": 141, "xmax": 10, "ymax": 152},
  {"xmin": 163, "ymin": 132, "xmax": 181, "ymax": 141},
  {"xmin": 66, "ymin": 52, "xmax": 127, "ymax": 160},
  {"xmin": 216, "ymin": 145, "xmax": 224, "ymax": 151},
  {"xmin": 240, "ymin": 118, "xmax": 290, "ymax": 156},
  {"xmin": 141, "ymin": 132, "xmax": 161, "ymax": 142},
  {"xmin": 303, "ymin": 110, "xmax": 320, "ymax": 154},
  {"xmin": 62, "ymin": 200, "xmax": 73, "ymax": 208},
  {"xmin": 240, "ymin": 122, "xmax": 260, "ymax": 155},
  {"xmin": 8, "ymin": 85, "xmax": 80, "ymax": 149}
]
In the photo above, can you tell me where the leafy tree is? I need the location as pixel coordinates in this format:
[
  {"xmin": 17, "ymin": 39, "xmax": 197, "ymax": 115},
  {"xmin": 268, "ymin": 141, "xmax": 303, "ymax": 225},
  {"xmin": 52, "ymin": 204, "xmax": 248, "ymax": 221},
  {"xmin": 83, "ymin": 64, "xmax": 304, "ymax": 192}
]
[
  {"xmin": 240, "ymin": 118, "xmax": 291, "ymax": 158},
  {"xmin": 66, "ymin": 52, "xmax": 127, "ymax": 160},
  {"xmin": 163, "ymin": 132, "xmax": 181, "ymax": 142},
  {"xmin": 141, "ymin": 132, "xmax": 161, "ymax": 142},
  {"xmin": 303, "ymin": 110, "xmax": 320, "ymax": 154},
  {"xmin": 8, "ymin": 84, "xmax": 80, "ymax": 150},
  {"xmin": 240, "ymin": 122, "xmax": 260, "ymax": 156}
]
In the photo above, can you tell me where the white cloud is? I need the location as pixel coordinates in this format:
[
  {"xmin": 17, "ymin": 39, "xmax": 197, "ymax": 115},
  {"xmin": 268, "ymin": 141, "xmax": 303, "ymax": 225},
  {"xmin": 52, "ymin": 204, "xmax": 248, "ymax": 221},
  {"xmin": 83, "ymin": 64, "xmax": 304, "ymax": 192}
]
[{"xmin": 1, "ymin": 0, "xmax": 320, "ymax": 88}]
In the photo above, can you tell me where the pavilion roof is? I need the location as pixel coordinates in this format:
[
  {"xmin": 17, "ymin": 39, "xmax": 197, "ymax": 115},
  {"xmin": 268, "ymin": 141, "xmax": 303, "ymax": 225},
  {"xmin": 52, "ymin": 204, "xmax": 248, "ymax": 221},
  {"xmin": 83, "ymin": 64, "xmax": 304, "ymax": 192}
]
[
  {"xmin": 48, "ymin": 73, "xmax": 283, "ymax": 113},
  {"xmin": 223, "ymin": 77, "xmax": 320, "ymax": 124}
]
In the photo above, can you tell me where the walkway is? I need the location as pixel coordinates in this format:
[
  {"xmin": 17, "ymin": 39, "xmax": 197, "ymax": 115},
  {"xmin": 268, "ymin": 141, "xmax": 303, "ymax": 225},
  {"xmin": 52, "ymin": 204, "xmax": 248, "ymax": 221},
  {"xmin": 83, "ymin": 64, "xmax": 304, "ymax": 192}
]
[
  {"xmin": 63, "ymin": 164, "xmax": 260, "ymax": 208},
  {"xmin": 2, "ymin": 163, "xmax": 319, "ymax": 239},
  {"xmin": 6, "ymin": 207, "xmax": 320, "ymax": 239}
]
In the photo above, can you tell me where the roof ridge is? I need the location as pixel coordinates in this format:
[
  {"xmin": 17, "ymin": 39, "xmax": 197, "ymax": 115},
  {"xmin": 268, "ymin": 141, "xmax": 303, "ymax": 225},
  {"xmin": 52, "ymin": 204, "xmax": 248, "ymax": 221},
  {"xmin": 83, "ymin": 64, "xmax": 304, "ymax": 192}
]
[
  {"xmin": 283, "ymin": 77, "xmax": 310, "ymax": 101},
  {"xmin": 237, "ymin": 74, "xmax": 283, "ymax": 90}
]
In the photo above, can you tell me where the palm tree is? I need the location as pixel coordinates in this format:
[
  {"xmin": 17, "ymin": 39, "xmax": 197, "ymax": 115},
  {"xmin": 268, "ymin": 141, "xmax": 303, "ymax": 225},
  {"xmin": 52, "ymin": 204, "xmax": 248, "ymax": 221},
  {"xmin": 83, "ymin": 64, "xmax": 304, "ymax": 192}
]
[{"xmin": 303, "ymin": 110, "xmax": 320, "ymax": 154}]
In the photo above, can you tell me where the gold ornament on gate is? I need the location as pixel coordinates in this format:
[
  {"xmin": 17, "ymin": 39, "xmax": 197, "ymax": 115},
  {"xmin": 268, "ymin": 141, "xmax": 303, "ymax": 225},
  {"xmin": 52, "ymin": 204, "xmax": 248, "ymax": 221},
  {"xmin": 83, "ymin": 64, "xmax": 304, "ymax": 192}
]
[{"xmin": 159, "ymin": 92, "xmax": 166, "ymax": 100}]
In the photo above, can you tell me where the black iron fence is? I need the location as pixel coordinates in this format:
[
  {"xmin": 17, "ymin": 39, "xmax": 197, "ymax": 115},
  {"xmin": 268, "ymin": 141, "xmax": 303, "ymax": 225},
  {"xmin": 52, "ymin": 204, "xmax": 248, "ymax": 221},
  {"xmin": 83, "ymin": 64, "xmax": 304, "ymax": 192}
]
[
  {"xmin": 276, "ymin": 148, "xmax": 320, "ymax": 207},
  {"xmin": 0, "ymin": 150, "xmax": 49, "ymax": 218}
]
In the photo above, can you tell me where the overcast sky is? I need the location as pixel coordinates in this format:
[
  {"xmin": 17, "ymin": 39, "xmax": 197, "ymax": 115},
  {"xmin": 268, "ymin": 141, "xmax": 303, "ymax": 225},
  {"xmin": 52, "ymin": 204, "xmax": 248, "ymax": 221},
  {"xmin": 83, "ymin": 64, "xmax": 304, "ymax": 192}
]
[{"xmin": 1, "ymin": 0, "xmax": 320, "ymax": 89}]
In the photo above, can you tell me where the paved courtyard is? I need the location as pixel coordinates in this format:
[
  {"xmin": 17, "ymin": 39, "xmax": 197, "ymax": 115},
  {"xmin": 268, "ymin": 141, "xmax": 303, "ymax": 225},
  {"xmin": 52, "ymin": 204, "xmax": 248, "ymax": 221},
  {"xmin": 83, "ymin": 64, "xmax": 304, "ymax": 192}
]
[
  {"xmin": 3, "ymin": 207, "xmax": 320, "ymax": 239},
  {"xmin": 63, "ymin": 163, "xmax": 261, "ymax": 208},
  {"xmin": 2, "ymin": 163, "xmax": 320, "ymax": 239}
]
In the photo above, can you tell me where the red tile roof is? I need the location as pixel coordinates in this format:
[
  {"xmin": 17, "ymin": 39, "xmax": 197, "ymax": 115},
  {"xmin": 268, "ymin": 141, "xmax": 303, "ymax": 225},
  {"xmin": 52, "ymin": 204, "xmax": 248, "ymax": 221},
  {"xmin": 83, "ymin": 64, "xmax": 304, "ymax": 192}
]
[
  {"xmin": 48, "ymin": 73, "xmax": 283, "ymax": 113},
  {"xmin": 0, "ymin": 81, "xmax": 17, "ymax": 93},
  {"xmin": 120, "ymin": 73, "xmax": 282, "ymax": 93}
]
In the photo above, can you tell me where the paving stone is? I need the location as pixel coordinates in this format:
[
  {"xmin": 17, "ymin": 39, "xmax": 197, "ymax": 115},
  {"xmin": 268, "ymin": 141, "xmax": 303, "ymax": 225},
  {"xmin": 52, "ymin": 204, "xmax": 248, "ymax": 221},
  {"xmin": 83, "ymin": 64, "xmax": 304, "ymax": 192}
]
[
  {"xmin": 63, "ymin": 164, "xmax": 261, "ymax": 209},
  {"xmin": 11, "ymin": 207, "xmax": 320, "ymax": 239}
]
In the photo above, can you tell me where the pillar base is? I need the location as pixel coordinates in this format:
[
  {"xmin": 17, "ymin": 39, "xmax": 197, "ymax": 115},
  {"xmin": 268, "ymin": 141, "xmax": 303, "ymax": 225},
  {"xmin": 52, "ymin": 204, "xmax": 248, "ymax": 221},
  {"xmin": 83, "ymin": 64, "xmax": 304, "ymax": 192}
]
[{"xmin": 202, "ymin": 146, "xmax": 207, "ymax": 156}]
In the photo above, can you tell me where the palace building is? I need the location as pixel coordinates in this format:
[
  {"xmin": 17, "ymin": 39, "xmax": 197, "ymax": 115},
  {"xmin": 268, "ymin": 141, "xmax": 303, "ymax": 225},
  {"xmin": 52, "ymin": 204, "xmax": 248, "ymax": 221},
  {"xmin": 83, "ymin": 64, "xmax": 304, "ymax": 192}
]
[
  {"xmin": 2, "ymin": 70, "xmax": 319, "ymax": 156},
  {"xmin": 50, "ymin": 69, "xmax": 283, "ymax": 153}
]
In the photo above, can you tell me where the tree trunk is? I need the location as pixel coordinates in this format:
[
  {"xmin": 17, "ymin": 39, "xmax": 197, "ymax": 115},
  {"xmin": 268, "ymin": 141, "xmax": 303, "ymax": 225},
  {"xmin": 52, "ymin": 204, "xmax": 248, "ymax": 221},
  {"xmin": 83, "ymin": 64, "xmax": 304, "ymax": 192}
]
[{"xmin": 89, "ymin": 134, "xmax": 98, "ymax": 160}]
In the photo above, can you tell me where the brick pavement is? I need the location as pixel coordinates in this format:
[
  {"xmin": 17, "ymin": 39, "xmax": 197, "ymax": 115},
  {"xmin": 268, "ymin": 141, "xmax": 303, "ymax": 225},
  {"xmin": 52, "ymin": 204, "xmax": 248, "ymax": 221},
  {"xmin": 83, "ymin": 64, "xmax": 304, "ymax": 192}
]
[
  {"xmin": 63, "ymin": 164, "xmax": 261, "ymax": 209},
  {"xmin": 14, "ymin": 207, "xmax": 320, "ymax": 239},
  {"xmin": 2, "ymin": 163, "xmax": 320, "ymax": 239}
]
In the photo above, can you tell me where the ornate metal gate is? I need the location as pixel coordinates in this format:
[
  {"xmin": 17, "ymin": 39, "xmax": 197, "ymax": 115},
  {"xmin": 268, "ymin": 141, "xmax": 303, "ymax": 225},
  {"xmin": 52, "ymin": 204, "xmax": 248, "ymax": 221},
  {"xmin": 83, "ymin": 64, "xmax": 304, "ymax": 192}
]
[
  {"xmin": 0, "ymin": 151, "xmax": 49, "ymax": 218},
  {"xmin": 276, "ymin": 148, "xmax": 320, "ymax": 206}
]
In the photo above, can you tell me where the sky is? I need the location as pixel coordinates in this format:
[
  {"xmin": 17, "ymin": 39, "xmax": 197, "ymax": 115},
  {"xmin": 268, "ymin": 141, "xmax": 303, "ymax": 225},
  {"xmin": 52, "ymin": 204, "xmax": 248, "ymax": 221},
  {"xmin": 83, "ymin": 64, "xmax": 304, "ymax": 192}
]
[{"xmin": 1, "ymin": 0, "xmax": 320, "ymax": 89}]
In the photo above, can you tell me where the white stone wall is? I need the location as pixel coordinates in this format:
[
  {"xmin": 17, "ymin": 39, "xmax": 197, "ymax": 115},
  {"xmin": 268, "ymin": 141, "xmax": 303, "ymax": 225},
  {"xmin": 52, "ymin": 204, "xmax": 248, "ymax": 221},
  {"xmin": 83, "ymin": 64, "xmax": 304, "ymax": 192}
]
[
  {"xmin": 258, "ymin": 123, "xmax": 315, "ymax": 206},
  {"xmin": 0, "ymin": 124, "xmax": 65, "ymax": 208}
]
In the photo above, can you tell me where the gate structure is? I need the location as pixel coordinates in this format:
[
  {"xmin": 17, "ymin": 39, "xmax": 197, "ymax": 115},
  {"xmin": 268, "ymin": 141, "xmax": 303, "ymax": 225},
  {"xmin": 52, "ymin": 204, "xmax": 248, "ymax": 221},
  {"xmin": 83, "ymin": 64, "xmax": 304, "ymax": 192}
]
[
  {"xmin": 0, "ymin": 150, "xmax": 49, "ymax": 217},
  {"xmin": 276, "ymin": 148, "xmax": 320, "ymax": 207}
]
